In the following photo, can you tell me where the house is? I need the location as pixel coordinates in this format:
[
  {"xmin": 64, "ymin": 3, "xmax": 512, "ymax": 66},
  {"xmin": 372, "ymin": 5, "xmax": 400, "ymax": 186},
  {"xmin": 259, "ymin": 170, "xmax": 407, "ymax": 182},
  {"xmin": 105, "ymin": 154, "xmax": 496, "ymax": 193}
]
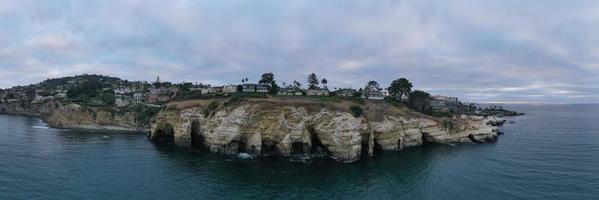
[
  {"xmin": 115, "ymin": 95, "xmax": 132, "ymax": 107},
  {"xmin": 114, "ymin": 87, "xmax": 132, "ymax": 95},
  {"xmin": 334, "ymin": 88, "xmax": 356, "ymax": 97},
  {"xmin": 211, "ymin": 86, "xmax": 224, "ymax": 94},
  {"xmin": 362, "ymin": 90, "xmax": 385, "ymax": 100},
  {"xmin": 223, "ymin": 85, "xmax": 238, "ymax": 94},
  {"xmin": 56, "ymin": 92, "xmax": 67, "ymax": 98},
  {"xmin": 149, "ymin": 87, "xmax": 178, "ymax": 96},
  {"xmin": 133, "ymin": 93, "xmax": 144, "ymax": 104},
  {"xmin": 242, "ymin": 84, "xmax": 269, "ymax": 93},
  {"xmin": 307, "ymin": 88, "xmax": 330, "ymax": 96},
  {"xmin": 430, "ymin": 95, "xmax": 459, "ymax": 112},
  {"xmin": 278, "ymin": 87, "xmax": 303, "ymax": 96},
  {"xmin": 199, "ymin": 87, "xmax": 214, "ymax": 94},
  {"xmin": 146, "ymin": 86, "xmax": 177, "ymax": 104},
  {"xmin": 34, "ymin": 95, "xmax": 44, "ymax": 103},
  {"xmin": 256, "ymin": 84, "xmax": 269, "ymax": 93}
]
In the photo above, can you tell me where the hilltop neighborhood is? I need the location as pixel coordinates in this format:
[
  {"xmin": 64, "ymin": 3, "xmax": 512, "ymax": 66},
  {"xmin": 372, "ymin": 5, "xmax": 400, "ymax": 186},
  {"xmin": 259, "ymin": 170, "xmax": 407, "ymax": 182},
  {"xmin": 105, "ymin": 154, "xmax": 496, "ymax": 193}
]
[{"xmin": 0, "ymin": 73, "xmax": 468, "ymax": 115}]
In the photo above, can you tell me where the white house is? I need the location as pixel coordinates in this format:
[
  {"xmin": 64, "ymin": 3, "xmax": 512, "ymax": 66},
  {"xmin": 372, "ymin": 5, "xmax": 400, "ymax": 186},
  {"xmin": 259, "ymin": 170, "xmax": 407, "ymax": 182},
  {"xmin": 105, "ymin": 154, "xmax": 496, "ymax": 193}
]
[
  {"xmin": 278, "ymin": 87, "xmax": 303, "ymax": 96},
  {"xmin": 307, "ymin": 88, "xmax": 330, "ymax": 96},
  {"xmin": 133, "ymin": 93, "xmax": 144, "ymax": 104},
  {"xmin": 223, "ymin": 85, "xmax": 238, "ymax": 94},
  {"xmin": 334, "ymin": 88, "xmax": 356, "ymax": 97},
  {"xmin": 430, "ymin": 95, "xmax": 459, "ymax": 112},
  {"xmin": 242, "ymin": 84, "xmax": 269, "ymax": 93},
  {"xmin": 362, "ymin": 90, "xmax": 385, "ymax": 100},
  {"xmin": 114, "ymin": 87, "xmax": 132, "ymax": 95}
]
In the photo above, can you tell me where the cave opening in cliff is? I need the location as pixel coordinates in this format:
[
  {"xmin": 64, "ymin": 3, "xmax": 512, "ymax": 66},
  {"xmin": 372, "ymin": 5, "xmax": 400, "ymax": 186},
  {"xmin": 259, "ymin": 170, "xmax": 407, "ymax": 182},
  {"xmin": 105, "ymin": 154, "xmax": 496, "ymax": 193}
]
[
  {"xmin": 421, "ymin": 132, "xmax": 434, "ymax": 144},
  {"xmin": 153, "ymin": 124, "xmax": 175, "ymax": 145},
  {"xmin": 190, "ymin": 120, "xmax": 205, "ymax": 149},
  {"xmin": 372, "ymin": 137, "xmax": 383, "ymax": 155},
  {"xmin": 261, "ymin": 140, "xmax": 281, "ymax": 156},
  {"xmin": 291, "ymin": 142, "xmax": 304, "ymax": 154},
  {"xmin": 238, "ymin": 141, "xmax": 247, "ymax": 153},
  {"xmin": 308, "ymin": 127, "xmax": 331, "ymax": 156},
  {"xmin": 397, "ymin": 138, "xmax": 403, "ymax": 151},
  {"xmin": 360, "ymin": 134, "xmax": 370, "ymax": 159}
]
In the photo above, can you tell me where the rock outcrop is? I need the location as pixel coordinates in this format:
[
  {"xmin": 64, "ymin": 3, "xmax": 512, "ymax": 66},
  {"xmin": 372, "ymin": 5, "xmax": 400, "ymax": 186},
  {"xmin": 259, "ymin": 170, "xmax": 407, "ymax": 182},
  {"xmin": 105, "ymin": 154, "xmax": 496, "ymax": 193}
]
[
  {"xmin": 1, "ymin": 101, "xmax": 145, "ymax": 131},
  {"xmin": 149, "ymin": 99, "xmax": 500, "ymax": 163},
  {"xmin": 0, "ymin": 101, "xmax": 60, "ymax": 116},
  {"xmin": 45, "ymin": 104, "xmax": 142, "ymax": 131}
]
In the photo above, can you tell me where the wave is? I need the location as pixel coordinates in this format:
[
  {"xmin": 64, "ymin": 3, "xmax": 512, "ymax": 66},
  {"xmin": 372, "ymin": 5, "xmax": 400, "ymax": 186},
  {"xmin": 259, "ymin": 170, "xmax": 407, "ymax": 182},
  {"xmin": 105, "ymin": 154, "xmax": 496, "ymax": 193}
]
[{"xmin": 32, "ymin": 125, "xmax": 50, "ymax": 129}]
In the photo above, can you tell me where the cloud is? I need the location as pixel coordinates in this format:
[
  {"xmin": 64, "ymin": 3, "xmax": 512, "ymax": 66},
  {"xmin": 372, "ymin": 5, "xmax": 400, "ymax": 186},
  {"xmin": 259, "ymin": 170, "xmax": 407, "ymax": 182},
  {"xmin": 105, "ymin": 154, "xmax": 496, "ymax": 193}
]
[{"xmin": 0, "ymin": 0, "xmax": 598, "ymax": 103}]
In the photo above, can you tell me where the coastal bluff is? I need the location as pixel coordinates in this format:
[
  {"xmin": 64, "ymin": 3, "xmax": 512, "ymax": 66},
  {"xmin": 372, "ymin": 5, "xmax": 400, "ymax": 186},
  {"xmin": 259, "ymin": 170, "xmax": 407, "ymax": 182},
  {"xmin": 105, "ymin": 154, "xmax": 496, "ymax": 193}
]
[
  {"xmin": 0, "ymin": 101, "xmax": 145, "ymax": 131},
  {"xmin": 149, "ymin": 98, "xmax": 500, "ymax": 163}
]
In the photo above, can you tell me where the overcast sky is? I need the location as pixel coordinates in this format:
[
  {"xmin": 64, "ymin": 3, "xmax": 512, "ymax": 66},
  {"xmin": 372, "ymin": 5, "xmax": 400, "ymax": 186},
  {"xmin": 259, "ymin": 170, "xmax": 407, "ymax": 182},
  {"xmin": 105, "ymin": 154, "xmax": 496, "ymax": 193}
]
[{"xmin": 1, "ymin": 0, "xmax": 598, "ymax": 103}]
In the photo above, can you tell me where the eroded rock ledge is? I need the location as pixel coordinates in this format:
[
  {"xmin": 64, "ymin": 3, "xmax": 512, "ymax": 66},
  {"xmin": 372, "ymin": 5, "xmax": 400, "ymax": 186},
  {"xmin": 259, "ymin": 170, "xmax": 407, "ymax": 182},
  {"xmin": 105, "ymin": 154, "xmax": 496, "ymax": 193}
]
[{"xmin": 149, "ymin": 99, "xmax": 500, "ymax": 163}]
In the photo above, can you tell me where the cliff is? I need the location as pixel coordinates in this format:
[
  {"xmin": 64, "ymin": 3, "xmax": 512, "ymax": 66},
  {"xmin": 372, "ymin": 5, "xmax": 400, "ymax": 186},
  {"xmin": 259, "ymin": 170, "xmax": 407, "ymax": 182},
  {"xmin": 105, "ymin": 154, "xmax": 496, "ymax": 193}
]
[
  {"xmin": 44, "ymin": 104, "xmax": 142, "ymax": 131},
  {"xmin": 0, "ymin": 101, "xmax": 147, "ymax": 131},
  {"xmin": 149, "ymin": 98, "xmax": 500, "ymax": 163},
  {"xmin": 0, "ymin": 101, "xmax": 59, "ymax": 116}
]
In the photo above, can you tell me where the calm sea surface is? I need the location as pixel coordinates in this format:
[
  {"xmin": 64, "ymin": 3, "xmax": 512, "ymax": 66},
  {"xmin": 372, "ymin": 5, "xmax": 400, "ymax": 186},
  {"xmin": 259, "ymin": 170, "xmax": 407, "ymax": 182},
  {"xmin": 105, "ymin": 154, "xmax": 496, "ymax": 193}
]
[{"xmin": 1, "ymin": 104, "xmax": 598, "ymax": 199}]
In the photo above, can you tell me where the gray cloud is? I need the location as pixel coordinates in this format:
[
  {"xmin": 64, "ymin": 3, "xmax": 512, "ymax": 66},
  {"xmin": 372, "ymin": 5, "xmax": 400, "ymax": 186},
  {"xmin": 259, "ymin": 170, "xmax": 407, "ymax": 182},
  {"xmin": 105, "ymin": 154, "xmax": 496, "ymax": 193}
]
[{"xmin": 0, "ymin": 0, "xmax": 598, "ymax": 103}]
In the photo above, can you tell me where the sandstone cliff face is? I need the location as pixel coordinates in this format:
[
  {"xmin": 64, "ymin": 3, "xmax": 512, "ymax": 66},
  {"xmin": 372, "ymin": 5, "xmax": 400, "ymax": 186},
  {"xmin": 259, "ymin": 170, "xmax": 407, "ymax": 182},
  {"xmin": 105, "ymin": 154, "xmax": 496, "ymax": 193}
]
[
  {"xmin": 149, "ymin": 99, "xmax": 500, "ymax": 163},
  {"xmin": 45, "ymin": 104, "xmax": 142, "ymax": 131},
  {"xmin": 0, "ymin": 101, "xmax": 59, "ymax": 116}
]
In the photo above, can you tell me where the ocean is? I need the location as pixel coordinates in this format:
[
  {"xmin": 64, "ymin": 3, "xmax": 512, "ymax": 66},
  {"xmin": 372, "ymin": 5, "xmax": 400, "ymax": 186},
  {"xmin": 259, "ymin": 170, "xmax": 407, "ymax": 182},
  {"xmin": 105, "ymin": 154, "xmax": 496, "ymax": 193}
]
[{"xmin": 0, "ymin": 104, "xmax": 598, "ymax": 199}]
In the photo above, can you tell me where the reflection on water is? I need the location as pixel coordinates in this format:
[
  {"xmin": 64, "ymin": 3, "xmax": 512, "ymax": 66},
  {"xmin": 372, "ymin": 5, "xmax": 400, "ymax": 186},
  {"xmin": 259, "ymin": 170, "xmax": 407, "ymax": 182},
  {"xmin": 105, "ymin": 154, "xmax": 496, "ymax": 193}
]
[{"xmin": 1, "ymin": 104, "xmax": 599, "ymax": 199}]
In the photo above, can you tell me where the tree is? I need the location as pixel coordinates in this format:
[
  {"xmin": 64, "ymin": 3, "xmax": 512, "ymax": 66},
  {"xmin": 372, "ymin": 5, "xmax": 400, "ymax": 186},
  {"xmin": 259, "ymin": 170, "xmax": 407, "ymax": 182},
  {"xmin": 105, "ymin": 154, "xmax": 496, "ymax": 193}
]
[
  {"xmin": 387, "ymin": 78, "xmax": 413, "ymax": 102},
  {"xmin": 259, "ymin": 73, "xmax": 274, "ymax": 85},
  {"xmin": 99, "ymin": 92, "xmax": 116, "ymax": 105},
  {"xmin": 292, "ymin": 80, "xmax": 302, "ymax": 90},
  {"xmin": 259, "ymin": 72, "xmax": 279, "ymax": 94},
  {"xmin": 408, "ymin": 90, "xmax": 431, "ymax": 113},
  {"xmin": 364, "ymin": 81, "xmax": 382, "ymax": 92},
  {"xmin": 307, "ymin": 73, "xmax": 319, "ymax": 89},
  {"xmin": 321, "ymin": 78, "xmax": 328, "ymax": 88},
  {"xmin": 24, "ymin": 88, "xmax": 36, "ymax": 102}
]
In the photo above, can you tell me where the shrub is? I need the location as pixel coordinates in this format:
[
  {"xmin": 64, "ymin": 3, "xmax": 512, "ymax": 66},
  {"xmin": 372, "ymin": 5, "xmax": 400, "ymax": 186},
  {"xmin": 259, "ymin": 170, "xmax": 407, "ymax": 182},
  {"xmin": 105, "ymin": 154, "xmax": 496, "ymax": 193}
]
[
  {"xmin": 203, "ymin": 101, "xmax": 219, "ymax": 117},
  {"xmin": 349, "ymin": 105, "xmax": 364, "ymax": 117},
  {"xmin": 349, "ymin": 97, "xmax": 365, "ymax": 105},
  {"xmin": 224, "ymin": 95, "xmax": 245, "ymax": 107}
]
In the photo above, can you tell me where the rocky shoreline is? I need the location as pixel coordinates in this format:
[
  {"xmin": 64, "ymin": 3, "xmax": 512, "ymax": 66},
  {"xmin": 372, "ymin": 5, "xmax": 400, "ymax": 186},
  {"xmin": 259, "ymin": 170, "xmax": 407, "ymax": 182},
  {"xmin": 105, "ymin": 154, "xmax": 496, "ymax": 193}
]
[
  {"xmin": 0, "ymin": 101, "xmax": 148, "ymax": 132},
  {"xmin": 1, "ymin": 98, "xmax": 509, "ymax": 163},
  {"xmin": 149, "ymin": 99, "xmax": 503, "ymax": 163}
]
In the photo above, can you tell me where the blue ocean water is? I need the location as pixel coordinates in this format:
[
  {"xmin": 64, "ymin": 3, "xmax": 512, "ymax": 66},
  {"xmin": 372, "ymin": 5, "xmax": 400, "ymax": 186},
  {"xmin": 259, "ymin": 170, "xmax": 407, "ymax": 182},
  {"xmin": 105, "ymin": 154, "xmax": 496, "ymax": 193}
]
[{"xmin": 0, "ymin": 104, "xmax": 598, "ymax": 199}]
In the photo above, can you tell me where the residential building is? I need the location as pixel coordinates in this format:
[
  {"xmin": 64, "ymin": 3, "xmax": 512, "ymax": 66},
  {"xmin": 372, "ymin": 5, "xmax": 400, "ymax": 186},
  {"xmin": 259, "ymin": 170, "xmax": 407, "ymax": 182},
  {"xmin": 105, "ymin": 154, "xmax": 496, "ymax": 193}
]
[
  {"xmin": 307, "ymin": 88, "xmax": 330, "ymax": 96},
  {"xmin": 256, "ymin": 84, "xmax": 269, "ymax": 93},
  {"xmin": 278, "ymin": 87, "xmax": 303, "ymax": 96},
  {"xmin": 199, "ymin": 87, "xmax": 214, "ymax": 94},
  {"xmin": 430, "ymin": 95, "xmax": 459, "ymax": 112},
  {"xmin": 334, "ymin": 88, "xmax": 356, "ymax": 97},
  {"xmin": 212, "ymin": 86, "xmax": 224, "ymax": 94},
  {"xmin": 242, "ymin": 84, "xmax": 269, "ymax": 93},
  {"xmin": 223, "ymin": 85, "xmax": 238, "ymax": 94},
  {"xmin": 133, "ymin": 93, "xmax": 144, "ymax": 104},
  {"xmin": 56, "ymin": 92, "xmax": 67, "ymax": 98},
  {"xmin": 362, "ymin": 90, "xmax": 385, "ymax": 100},
  {"xmin": 114, "ymin": 87, "xmax": 132, "ymax": 95}
]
